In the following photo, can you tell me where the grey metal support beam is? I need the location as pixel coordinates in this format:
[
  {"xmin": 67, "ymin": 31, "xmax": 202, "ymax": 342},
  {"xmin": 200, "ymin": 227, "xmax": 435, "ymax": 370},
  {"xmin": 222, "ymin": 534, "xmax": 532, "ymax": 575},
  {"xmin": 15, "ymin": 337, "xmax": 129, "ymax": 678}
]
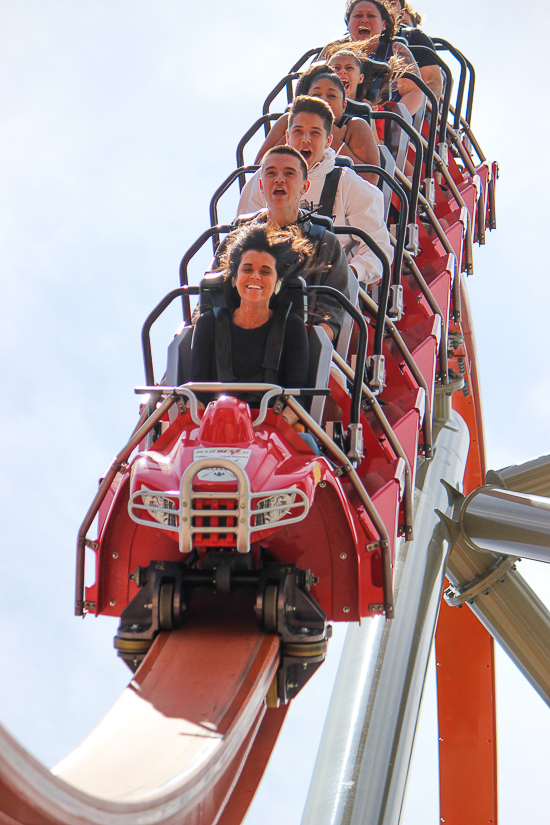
[
  {"xmin": 487, "ymin": 453, "xmax": 550, "ymax": 498},
  {"xmin": 440, "ymin": 479, "xmax": 550, "ymax": 706},
  {"xmin": 301, "ymin": 411, "xmax": 470, "ymax": 825}
]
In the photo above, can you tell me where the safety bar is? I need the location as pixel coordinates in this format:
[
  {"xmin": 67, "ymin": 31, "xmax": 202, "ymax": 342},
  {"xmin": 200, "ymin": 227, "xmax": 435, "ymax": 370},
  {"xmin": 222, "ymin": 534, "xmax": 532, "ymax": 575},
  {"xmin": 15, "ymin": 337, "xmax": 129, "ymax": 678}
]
[
  {"xmin": 236, "ymin": 113, "xmax": 284, "ymax": 185},
  {"xmin": 209, "ymin": 166, "xmax": 259, "ymax": 245},
  {"xmin": 330, "ymin": 223, "xmax": 390, "ymax": 362},
  {"xmin": 142, "ymin": 286, "xmax": 199, "ymax": 384},
  {"xmin": 262, "ymin": 72, "xmax": 300, "ymax": 132},
  {"xmin": 358, "ymin": 285, "xmax": 433, "ymax": 459},
  {"xmin": 431, "ymin": 38, "xmax": 469, "ymax": 130},
  {"xmin": 369, "ymin": 111, "xmax": 423, "ymax": 224},
  {"xmin": 333, "ymin": 350, "xmax": 413, "ymax": 538},
  {"xmin": 400, "ymin": 69, "xmax": 439, "ymax": 181},
  {"xmin": 408, "ymin": 45, "xmax": 453, "ymax": 149},
  {"xmin": 462, "ymin": 54, "xmax": 476, "ymax": 128},
  {"xmin": 134, "ymin": 384, "xmax": 330, "ymax": 429},
  {"xmin": 179, "ymin": 224, "xmax": 233, "ymax": 296},
  {"xmin": 284, "ymin": 395, "xmax": 394, "ymax": 618},
  {"xmin": 75, "ymin": 391, "xmax": 177, "ymax": 615},
  {"xmin": 302, "ymin": 282, "xmax": 369, "ymax": 424},
  {"xmin": 350, "ymin": 165, "xmax": 408, "ymax": 286}
]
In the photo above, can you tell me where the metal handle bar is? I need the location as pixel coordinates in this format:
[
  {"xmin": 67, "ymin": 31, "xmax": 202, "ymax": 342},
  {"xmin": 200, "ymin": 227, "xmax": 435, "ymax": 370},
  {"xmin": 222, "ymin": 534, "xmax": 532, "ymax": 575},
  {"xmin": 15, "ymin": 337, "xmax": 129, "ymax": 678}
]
[
  {"xmin": 407, "ymin": 45, "xmax": 453, "ymax": 148},
  {"xmin": 431, "ymin": 38, "xmax": 469, "ymax": 130},
  {"xmin": 142, "ymin": 286, "xmax": 200, "ymax": 385},
  {"xmin": 303, "ymin": 283, "xmax": 368, "ymax": 425},
  {"xmin": 330, "ymin": 224, "xmax": 390, "ymax": 362},
  {"xmin": 135, "ymin": 384, "xmax": 330, "ymax": 430},
  {"xmin": 236, "ymin": 114, "xmax": 284, "ymax": 187},
  {"xmin": 262, "ymin": 72, "xmax": 300, "ymax": 132},
  {"xmin": 400, "ymin": 69, "xmax": 439, "ymax": 180},
  {"xmin": 369, "ymin": 110, "xmax": 423, "ymax": 223},
  {"xmin": 346, "ymin": 166, "xmax": 408, "ymax": 287},
  {"xmin": 179, "ymin": 224, "xmax": 233, "ymax": 322},
  {"xmin": 209, "ymin": 166, "xmax": 259, "ymax": 246},
  {"xmin": 288, "ymin": 46, "xmax": 323, "ymax": 74}
]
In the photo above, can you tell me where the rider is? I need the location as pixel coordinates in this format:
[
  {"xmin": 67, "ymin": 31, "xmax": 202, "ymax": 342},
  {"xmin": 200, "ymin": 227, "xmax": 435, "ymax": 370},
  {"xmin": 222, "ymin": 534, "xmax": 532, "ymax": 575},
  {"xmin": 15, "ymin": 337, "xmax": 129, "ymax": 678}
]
[
  {"xmin": 238, "ymin": 95, "xmax": 393, "ymax": 289},
  {"xmin": 191, "ymin": 223, "xmax": 310, "ymax": 404},
  {"xmin": 213, "ymin": 145, "xmax": 350, "ymax": 343},
  {"xmin": 254, "ymin": 67, "xmax": 379, "ymax": 183},
  {"xmin": 322, "ymin": 0, "xmax": 424, "ymax": 115}
]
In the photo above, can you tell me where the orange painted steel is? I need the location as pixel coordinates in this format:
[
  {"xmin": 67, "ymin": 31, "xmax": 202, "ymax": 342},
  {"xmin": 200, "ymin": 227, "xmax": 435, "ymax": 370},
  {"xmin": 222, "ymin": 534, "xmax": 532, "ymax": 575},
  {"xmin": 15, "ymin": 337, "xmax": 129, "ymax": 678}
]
[
  {"xmin": 434, "ymin": 278, "xmax": 498, "ymax": 825},
  {"xmin": 0, "ymin": 596, "xmax": 280, "ymax": 825},
  {"xmin": 216, "ymin": 706, "xmax": 289, "ymax": 825},
  {"xmin": 436, "ymin": 602, "xmax": 498, "ymax": 825}
]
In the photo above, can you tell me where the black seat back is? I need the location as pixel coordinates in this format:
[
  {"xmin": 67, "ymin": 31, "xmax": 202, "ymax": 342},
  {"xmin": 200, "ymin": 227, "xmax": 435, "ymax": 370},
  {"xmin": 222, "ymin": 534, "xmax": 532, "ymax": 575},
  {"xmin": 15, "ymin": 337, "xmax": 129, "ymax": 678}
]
[{"xmin": 307, "ymin": 325, "xmax": 333, "ymax": 425}]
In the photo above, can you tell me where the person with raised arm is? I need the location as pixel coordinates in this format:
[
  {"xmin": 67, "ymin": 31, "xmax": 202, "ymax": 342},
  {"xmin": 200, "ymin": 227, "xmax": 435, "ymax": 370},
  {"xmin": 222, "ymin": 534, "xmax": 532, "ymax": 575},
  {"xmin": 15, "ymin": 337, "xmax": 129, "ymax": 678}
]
[{"xmin": 396, "ymin": 0, "xmax": 442, "ymax": 99}]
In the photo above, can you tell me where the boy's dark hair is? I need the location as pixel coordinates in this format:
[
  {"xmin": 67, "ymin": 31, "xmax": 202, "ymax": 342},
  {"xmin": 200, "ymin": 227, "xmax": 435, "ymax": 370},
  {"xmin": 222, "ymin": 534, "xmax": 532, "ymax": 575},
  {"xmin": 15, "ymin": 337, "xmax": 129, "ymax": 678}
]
[
  {"xmin": 289, "ymin": 95, "xmax": 334, "ymax": 137},
  {"xmin": 261, "ymin": 145, "xmax": 308, "ymax": 180}
]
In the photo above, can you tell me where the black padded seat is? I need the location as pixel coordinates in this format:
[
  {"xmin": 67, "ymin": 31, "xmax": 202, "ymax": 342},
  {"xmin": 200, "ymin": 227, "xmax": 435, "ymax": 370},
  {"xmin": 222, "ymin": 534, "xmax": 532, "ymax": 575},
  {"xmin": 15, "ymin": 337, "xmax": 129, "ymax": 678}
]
[
  {"xmin": 307, "ymin": 325, "xmax": 333, "ymax": 425},
  {"xmin": 384, "ymin": 102, "xmax": 412, "ymax": 173},
  {"xmin": 335, "ymin": 275, "xmax": 359, "ymax": 361},
  {"xmin": 377, "ymin": 145, "xmax": 396, "ymax": 221},
  {"xmin": 166, "ymin": 325, "xmax": 194, "ymax": 423},
  {"xmin": 166, "ymin": 325, "xmax": 194, "ymax": 387}
]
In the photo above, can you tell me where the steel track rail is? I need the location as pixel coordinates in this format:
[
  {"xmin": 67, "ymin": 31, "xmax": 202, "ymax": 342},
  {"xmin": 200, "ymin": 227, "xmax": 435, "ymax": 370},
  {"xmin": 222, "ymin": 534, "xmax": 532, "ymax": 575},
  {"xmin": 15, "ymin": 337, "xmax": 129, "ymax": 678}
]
[{"xmin": 0, "ymin": 613, "xmax": 280, "ymax": 824}]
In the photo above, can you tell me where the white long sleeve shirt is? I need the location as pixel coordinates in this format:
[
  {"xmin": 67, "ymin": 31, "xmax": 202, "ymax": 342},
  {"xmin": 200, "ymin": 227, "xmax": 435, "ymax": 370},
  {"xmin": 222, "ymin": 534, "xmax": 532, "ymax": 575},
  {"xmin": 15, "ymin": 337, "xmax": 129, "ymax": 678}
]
[{"xmin": 237, "ymin": 148, "xmax": 393, "ymax": 285}]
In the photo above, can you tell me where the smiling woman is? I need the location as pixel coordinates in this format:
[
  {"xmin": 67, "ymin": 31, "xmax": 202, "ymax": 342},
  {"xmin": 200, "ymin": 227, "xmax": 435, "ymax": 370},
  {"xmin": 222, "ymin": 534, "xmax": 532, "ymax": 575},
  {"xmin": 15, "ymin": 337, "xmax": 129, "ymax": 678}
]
[{"xmin": 189, "ymin": 222, "xmax": 311, "ymax": 404}]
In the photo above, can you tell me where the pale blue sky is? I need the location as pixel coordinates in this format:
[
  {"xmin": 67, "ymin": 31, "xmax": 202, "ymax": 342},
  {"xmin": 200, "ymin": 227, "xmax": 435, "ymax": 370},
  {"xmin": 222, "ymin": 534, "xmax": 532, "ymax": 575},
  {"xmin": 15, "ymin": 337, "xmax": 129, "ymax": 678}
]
[{"xmin": 1, "ymin": 1, "xmax": 549, "ymax": 823}]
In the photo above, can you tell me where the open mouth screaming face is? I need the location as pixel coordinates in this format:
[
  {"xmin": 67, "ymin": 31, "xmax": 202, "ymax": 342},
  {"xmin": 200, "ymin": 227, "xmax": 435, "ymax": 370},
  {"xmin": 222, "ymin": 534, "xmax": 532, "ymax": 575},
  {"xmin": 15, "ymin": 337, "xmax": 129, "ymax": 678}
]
[{"xmin": 348, "ymin": 1, "xmax": 386, "ymax": 42}]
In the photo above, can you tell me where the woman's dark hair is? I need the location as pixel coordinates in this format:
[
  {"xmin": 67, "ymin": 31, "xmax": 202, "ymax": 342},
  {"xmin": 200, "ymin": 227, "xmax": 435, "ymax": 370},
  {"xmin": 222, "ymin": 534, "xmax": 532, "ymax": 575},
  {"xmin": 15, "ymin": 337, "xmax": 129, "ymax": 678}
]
[
  {"xmin": 323, "ymin": 38, "xmax": 404, "ymax": 103},
  {"xmin": 219, "ymin": 223, "xmax": 313, "ymax": 285},
  {"xmin": 344, "ymin": 0, "xmax": 398, "ymax": 43},
  {"xmin": 295, "ymin": 61, "xmax": 330, "ymax": 97},
  {"xmin": 307, "ymin": 72, "xmax": 347, "ymax": 102}
]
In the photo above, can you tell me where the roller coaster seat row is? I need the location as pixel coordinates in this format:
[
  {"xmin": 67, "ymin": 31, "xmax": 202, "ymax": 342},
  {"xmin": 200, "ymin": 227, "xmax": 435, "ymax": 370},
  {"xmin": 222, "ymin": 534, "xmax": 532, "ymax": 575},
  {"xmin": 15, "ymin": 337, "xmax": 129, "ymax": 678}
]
[{"xmin": 75, "ymin": 36, "xmax": 497, "ymax": 710}]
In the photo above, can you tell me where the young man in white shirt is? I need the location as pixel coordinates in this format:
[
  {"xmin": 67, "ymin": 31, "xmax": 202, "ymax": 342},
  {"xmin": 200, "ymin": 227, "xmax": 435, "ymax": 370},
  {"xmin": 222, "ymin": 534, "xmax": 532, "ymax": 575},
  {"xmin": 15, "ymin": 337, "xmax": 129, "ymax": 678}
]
[{"xmin": 237, "ymin": 95, "xmax": 393, "ymax": 287}]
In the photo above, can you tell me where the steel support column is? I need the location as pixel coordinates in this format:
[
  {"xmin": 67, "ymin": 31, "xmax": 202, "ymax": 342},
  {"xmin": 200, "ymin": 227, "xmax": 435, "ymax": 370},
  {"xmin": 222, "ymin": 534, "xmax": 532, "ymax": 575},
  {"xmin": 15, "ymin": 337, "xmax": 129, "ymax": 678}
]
[{"xmin": 301, "ymin": 411, "xmax": 469, "ymax": 825}]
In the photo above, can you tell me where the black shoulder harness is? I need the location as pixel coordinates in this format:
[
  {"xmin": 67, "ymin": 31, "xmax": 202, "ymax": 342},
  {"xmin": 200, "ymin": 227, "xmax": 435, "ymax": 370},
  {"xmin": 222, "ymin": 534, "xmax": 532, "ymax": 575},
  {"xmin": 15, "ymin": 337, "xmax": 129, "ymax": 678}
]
[
  {"xmin": 213, "ymin": 303, "xmax": 292, "ymax": 385},
  {"xmin": 318, "ymin": 167, "xmax": 343, "ymax": 221}
]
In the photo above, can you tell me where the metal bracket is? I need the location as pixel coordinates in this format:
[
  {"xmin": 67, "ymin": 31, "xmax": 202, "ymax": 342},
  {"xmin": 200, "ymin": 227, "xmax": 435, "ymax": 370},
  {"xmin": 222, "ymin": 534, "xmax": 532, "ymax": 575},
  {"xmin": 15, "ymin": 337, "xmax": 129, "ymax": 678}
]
[
  {"xmin": 368, "ymin": 354, "xmax": 386, "ymax": 393},
  {"xmin": 444, "ymin": 555, "xmax": 520, "ymax": 607},
  {"xmin": 347, "ymin": 423, "xmax": 364, "ymax": 464},
  {"xmin": 423, "ymin": 177, "xmax": 436, "ymax": 209},
  {"xmin": 387, "ymin": 284, "xmax": 404, "ymax": 321},
  {"xmin": 405, "ymin": 223, "xmax": 420, "ymax": 256}
]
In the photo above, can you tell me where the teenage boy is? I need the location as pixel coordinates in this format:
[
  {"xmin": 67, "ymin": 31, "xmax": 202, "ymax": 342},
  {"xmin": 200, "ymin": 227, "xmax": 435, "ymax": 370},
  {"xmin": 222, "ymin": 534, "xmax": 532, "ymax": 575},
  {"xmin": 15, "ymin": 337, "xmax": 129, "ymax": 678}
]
[
  {"xmin": 217, "ymin": 145, "xmax": 350, "ymax": 342},
  {"xmin": 237, "ymin": 95, "xmax": 393, "ymax": 288}
]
